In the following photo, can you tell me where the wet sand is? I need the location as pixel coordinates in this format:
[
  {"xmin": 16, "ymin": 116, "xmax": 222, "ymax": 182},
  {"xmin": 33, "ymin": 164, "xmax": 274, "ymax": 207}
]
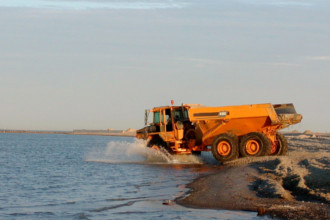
[{"xmin": 177, "ymin": 133, "xmax": 330, "ymax": 219}]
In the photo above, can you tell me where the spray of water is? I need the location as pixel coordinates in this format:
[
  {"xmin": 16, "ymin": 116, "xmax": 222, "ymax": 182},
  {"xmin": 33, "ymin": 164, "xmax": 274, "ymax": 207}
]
[{"xmin": 84, "ymin": 139, "xmax": 203, "ymax": 165}]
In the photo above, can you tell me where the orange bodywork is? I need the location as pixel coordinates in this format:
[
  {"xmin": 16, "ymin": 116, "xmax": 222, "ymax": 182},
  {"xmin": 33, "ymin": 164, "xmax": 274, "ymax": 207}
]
[{"xmin": 136, "ymin": 103, "xmax": 302, "ymax": 155}]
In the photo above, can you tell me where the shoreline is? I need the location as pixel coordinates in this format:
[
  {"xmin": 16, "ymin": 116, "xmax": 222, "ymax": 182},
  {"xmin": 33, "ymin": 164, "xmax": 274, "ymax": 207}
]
[
  {"xmin": 0, "ymin": 129, "xmax": 136, "ymax": 137},
  {"xmin": 176, "ymin": 133, "xmax": 330, "ymax": 219},
  {"xmin": 176, "ymin": 162, "xmax": 329, "ymax": 219}
]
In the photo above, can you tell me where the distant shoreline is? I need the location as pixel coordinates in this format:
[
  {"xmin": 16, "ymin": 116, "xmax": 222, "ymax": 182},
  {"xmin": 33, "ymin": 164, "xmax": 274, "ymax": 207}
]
[{"xmin": 0, "ymin": 129, "xmax": 136, "ymax": 137}]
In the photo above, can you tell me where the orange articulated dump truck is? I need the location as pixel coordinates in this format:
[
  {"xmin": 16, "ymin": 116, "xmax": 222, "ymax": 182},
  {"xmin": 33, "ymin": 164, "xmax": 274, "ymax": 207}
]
[{"xmin": 136, "ymin": 103, "xmax": 302, "ymax": 163}]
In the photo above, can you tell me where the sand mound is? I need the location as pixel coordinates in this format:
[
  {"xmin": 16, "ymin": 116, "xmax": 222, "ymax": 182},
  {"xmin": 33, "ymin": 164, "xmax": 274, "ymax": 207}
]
[
  {"xmin": 253, "ymin": 156, "xmax": 330, "ymax": 203},
  {"xmin": 253, "ymin": 133, "xmax": 330, "ymax": 204},
  {"xmin": 304, "ymin": 130, "xmax": 314, "ymax": 135}
]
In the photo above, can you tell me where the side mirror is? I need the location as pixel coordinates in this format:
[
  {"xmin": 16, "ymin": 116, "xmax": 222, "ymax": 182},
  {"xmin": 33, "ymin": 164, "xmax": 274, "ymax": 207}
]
[{"xmin": 144, "ymin": 110, "xmax": 150, "ymax": 125}]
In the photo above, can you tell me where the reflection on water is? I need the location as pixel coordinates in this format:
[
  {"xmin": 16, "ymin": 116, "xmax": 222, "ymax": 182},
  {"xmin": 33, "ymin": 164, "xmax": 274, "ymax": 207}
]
[{"xmin": 0, "ymin": 133, "xmax": 262, "ymax": 219}]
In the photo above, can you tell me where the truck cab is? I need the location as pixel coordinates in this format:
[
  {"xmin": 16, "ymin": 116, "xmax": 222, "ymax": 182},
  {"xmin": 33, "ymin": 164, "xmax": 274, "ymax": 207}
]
[{"xmin": 136, "ymin": 105, "xmax": 195, "ymax": 153}]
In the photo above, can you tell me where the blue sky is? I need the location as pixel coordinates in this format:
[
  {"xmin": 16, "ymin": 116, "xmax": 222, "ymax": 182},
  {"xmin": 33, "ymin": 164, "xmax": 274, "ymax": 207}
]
[{"xmin": 0, "ymin": 0, "xmax": 329, "ymax": 132}]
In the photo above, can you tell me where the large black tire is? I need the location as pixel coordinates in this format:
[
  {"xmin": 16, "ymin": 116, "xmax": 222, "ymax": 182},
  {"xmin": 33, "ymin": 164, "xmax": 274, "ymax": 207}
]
[
  {"xmin": 271, "ymin": 132, "xmax": 288, "ymax": 156},
  {"xmin": 147, "ymin": 138, "xmax": 168, "ymax": 151},
  {"xmin": 184, "ymin": 128, "xmax": 203, "ymax": 146},
  {"xmin": 211, "ymin": 133, "xmax": 239, "ymax": 163},
  {"xmin": 184, "ymin": 128, "xmax": 196, "ymax": 140},
  {"xmin": 239, "ymin": 132, "xmax": 272, "ymax": 157},
  {"xmin": 192, "ymin": 151, "xmax": 202, "ymax": 156}
]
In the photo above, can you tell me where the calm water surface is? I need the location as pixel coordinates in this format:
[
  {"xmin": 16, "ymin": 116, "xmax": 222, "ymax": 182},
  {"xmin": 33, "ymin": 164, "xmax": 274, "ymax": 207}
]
[{"xmin": 0, "ymin": 133, "xmax": 263, "ymax": 219}]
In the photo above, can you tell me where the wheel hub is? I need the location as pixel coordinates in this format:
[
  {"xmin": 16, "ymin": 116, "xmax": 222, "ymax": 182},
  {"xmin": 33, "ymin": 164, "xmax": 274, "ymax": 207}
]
[
  {"xmin": 217, "ymin": 141, "xmax": 231, "ymax": 156},
  {"xmin": 245, "ymin": 140, "xmax": 260, "ymax": 155}
]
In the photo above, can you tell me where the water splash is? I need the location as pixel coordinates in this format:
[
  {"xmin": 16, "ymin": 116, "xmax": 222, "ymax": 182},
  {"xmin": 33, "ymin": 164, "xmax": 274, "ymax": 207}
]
[{"xmin": 84, "ymin": 139, "xmax": 203, "ymax": 165}]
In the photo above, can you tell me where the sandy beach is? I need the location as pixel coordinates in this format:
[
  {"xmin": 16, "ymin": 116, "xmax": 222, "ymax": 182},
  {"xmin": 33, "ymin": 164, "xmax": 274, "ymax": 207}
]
[{"xmin": 177, "ymin": 133, "xmax": 330, "ymax": 219}]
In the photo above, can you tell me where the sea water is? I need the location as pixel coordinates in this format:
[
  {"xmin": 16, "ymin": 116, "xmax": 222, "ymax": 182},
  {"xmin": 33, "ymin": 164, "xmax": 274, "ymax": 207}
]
[{"xmin": 0, "ymin": 133, "xmax": 263, "ymax": 219}]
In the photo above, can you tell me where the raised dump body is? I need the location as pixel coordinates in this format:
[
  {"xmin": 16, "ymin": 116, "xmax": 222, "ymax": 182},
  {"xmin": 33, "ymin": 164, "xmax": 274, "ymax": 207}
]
[{"xmin": 136, "ymin": 103, "xmax": 302, "ymax": 162}]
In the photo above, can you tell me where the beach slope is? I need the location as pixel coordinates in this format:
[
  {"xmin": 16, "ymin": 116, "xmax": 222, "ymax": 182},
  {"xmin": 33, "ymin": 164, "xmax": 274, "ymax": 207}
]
[{"xmin": 177, "ymin": 133, "xmax": 330, "ymax": 219}]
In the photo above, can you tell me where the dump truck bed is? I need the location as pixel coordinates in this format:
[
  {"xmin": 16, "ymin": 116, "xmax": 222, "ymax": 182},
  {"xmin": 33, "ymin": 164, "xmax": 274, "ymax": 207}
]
[{"xmin": 188, "ymin": 103, "xmax": 302, "ymax": 146}]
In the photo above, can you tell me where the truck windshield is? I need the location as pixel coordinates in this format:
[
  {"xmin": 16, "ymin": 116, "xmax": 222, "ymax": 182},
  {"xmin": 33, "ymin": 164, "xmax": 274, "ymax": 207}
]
[{"xmin": 153, "ymin": 111, "xmax": 160, "ymax": 123}]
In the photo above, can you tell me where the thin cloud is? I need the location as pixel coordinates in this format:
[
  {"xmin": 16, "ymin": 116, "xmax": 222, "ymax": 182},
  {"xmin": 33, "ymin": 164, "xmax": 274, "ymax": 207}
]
[
  {"xmin": 308, "ymin": 56, "xmax": 330, "ymax": 61},
  {"xmin": 0, "ymin": 0, "xmax": 189, "ymax": 10},
  {"xmin": 178, "ymin": 58, "xmax": 299, "ymax": 67},
  {"xmin": 245, "ymin": 0, "xmax": 314, "ymax": 7},
  {"xmin": 177, "ymin": 57, "xmax": 222, "ymax": 65},
  {"xmin": 265, "ymin": 62, "xmax": 299, "ymax": 67}
]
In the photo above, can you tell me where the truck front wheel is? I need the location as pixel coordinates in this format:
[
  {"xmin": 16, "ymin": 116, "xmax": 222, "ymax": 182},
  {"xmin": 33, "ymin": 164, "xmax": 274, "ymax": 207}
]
[
  {"xmin": 211, "ymin": 133, "xmax": 239, "ymax": 163},
  {"xmin": 239, "ymin": 132, "xmax": 271, "ymax": 157},
  {"xmin": 147, "ymin": 139, "xmax": 167, "ymax": 150}
]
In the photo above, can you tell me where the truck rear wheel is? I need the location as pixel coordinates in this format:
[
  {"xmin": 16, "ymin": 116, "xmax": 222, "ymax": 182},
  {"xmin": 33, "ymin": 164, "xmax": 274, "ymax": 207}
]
[
  {"xmin": 271, "ymin": 132, "xmax": 288, "ymax": 156},
  {"xmin": 211, "ymin": 133, "xmax": 239, "ymax": 163},
  {"xmin": 239, "ymin": 132, "xmax": 271, "ymax": 157}
]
